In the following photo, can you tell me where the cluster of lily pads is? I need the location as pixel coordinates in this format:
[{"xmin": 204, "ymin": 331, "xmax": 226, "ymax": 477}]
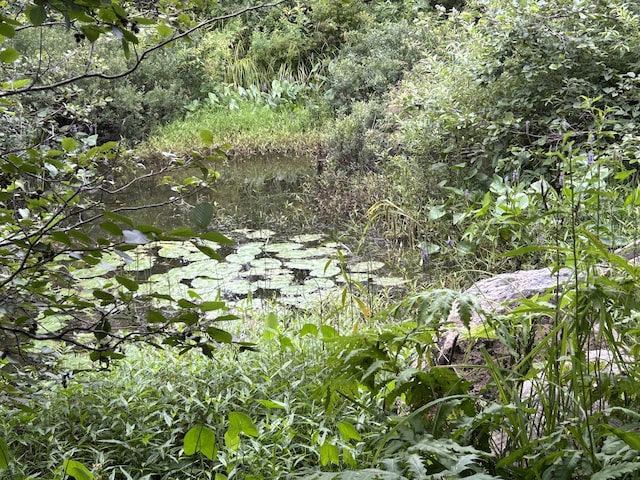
[{"xmin": 70, "ymin": 229, "xmax": 407, "ymax": 311}]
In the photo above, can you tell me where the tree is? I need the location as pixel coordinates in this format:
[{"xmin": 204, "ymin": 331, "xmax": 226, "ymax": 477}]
[{"xmin": 0, "ymin": 0, "xmax": 281, "ymax": 392}]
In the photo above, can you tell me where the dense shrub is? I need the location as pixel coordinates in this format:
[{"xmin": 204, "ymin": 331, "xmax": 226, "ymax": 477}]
[
  {"xmin": 88, "ymin": 43, "xmax": 207, "ymax": 143},
  {"xmin": 389, "ymin": 0, "xmax": 640, "ymax": 184},
  {"xmin": 326, "ymin": 101, "xmax": 385, "ymax": 172},
  {"xmin": 326, "ymin": 19, "xmax": 426, "ymax": 114}
]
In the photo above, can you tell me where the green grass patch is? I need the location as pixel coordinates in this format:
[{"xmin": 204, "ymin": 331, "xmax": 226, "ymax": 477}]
[{"xmin": 142, "ymin": 103, "xmax": 326, "ymax": 158}]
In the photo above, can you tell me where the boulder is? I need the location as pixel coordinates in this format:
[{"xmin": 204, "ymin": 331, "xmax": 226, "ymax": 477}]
[{"xmin": 438, "ymin": 267, "xmax": 573, "ymax": 364}]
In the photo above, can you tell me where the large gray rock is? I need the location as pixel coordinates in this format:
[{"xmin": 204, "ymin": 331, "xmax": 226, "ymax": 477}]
[{"xmin": 438, "ymin": 267, "xmax": 573, "ymax": 364}]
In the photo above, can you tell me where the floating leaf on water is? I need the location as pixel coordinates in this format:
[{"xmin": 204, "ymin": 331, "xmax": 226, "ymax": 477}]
[
  {"xmin": 255, "ymin": 275, "xmax": 294, "ymax": 290},
  {"xmin": 304, "ymin": 277, "xmax": 335, "ymax": 290},
  {"xmin": 309, "ymin": 264, "xmax": 341, "ymax": 278},
  {"xmin": 277, "ymin": 246, "xmax": 338, "ymax": 260},
  {"xmin": 220, "ymin": 279, "xmax": 258, "ymax": 296},
  {"xmin": 279, "ymin": 290, "xmax": 339, "ymax": 309},
  {"xmin": 236, "ymin": 243, "xmax": 264, "ymax": 256},
  {"xmin": 335, "ymin": 272, "xmax": 373, "ymax": 284},
  {"xmin": 263, "ymin": 242, "xmax": 303, "ymax": 254},
  {"xmin": 279, "ymin": 283, "xmax": 319, "ymax": 297},
  {"xmin": 244, "ymin": 229, "xmax": 275, "ymax": 240},
  {"xmin": 123, "ymin": 251, "xmax": 156, "ymax": 272},
  {"xmin": 348, "ymin": 261, "xmax": 386, "ymax": 273},
  {"xmin": 249, "ymin": 257, "xmax": 281, "ymax": 270},
  {"xmin": 290, "ymin": 234, "xmax": 324, "ymax": 243},
  {"xmin": 284, "ymin": 258, "xmax": 332, "ymax": 272},
  {"xmin": 226, "ymin": 252, "xmax": 257, "ymax": 265},
  {"xmin": 239, "ymin": 267, "xmax": 290, "ymax": 279}
]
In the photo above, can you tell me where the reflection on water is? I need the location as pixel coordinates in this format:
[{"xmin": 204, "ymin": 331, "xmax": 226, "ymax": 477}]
[
  {"xmin": 99, "ymin": 154, "xmax": 415, "ymax": 284},
  {"xmin": 104, "ymin": 155, "xmax": 316, "ymax": 234}
]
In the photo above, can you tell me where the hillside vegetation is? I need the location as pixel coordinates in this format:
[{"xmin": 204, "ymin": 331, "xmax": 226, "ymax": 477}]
[{"xmin": 2, "ymin": 0, "xmax": 640, "ymax": 478}]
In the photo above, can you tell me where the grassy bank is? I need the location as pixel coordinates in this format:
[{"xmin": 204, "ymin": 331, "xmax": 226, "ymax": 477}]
[{"xmin": 141, "ymin": 102, "xmax": 327, "ymax": 159}]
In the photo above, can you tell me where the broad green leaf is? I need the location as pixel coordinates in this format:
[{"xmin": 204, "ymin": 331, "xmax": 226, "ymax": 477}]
[
  {"xmin": 300, "ymin": 323, "xmax": 318, "ymax": 337},
  {"xmin": 263, "ymin": 312, "xmax": 278, "ymax": 340},
  {"xmin": 183, "ymin": 426, "xmax": 217, "ymax": 461},
  {"xmin": 99, "ymin": 221, "xmax": 123, "ymax": 236},
  {"xmin": 224, "ymin": 428, "xmax": 240, "ymax": 451},
  {"xmin": 177, "ymin": 299, "xmax": 197, "ymax": 309},
  {"xmin": 147, "ymin": 310, "xmax": 166, "ymax": 323},
  {"xmin": 200, "ymin": 129, "xmax": 214, "ymax": 145},
  {"xmin": 0, "ymin": 438, "xmax": 10, "ymax": 469},
  {"xmin": 211, "ymin": 314, "xmax": 240, "ymax": 322},
  {"xmin": 157, "ymin": 24, "xmax": 173, "ymax": 37},
  {"xmin": 93, "ymin": 290, "xmax": 115, "ymax": 302},
  {"xmin": 62, "ymin": 460, "xmax": 94, "ymax": 480},
  {"xmin": 228, "ymin": 412, "xmax": 258, "ymax": 437},
  {"xmin": 256, "ymin": 399, "xmax": 286, "ymax": 409},
  {"xmin": 200, "ymin": 301, "xmax": 226, "ymax": 312},
  {"xmin": 428, "ymin": 204, "xmax": 446, "ymax": 221},
  {"xmin": 200, "ymin": 231, "xmax": 233, "ymax": 244},
  {"xmin": 193, "ymin": 202, "xmax": 214, "ymax": 230},
  {"xmin": 115, "ymin": 276, "xmax": 139, "ymax": 292},
  {"xmin": 337, "ymin": 421, "xmax": 362, "ymax": 442},
  {"xmin": 61, "ymin": 137, "xmax": 77, "ymax": 152},
  {"xmin": 27, "ymin": 5, "xmax": 47, "ymax": 26},
  {"xmin": 320, "ymin": 325, "xmax": 338, "ymax": 339},
  {"xmin": 103, "ymin": 211, "xmax": 134, "ymax": 226},
  {"xmin": 196, "ymin": 244, "xmax": 221, "ymax": 261},
  {"xmin": 320, "ymin": 441, "xmax": 340, "ymax": 466},
  {"xmin": 0, "ymin": 22, "xmax": 15, "ymax": 38},
  {"xmin": 599, "ymin": 425, "xmax": 640, "ymax": 452},
  {"xmin": 3, "ymin": 78, "xmax": 30, "ymax": 90},
  {"xmin": 0, "ymin": 48, "xmax": 20, "ymax": 63},
  {"xmin": 81, "ymin": 25, "xmax": 101, "ymax": 42},
  {"xmin": 207, "ymin": 327, "xmax": 232, "ymax": 343}
]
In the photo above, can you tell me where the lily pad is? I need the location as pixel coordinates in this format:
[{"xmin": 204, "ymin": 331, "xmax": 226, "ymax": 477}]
[
  {"xmin": 157, "ymin": 240, "xmax": 221, "ymax": 262},
  {"xmin": 290, "ymin": 234, "xmax": 324, "ymax": 243},
  {"xmin": 249, "ymin": 257, "xmax": 282, "ymax": 270},
  {"xmin": 220, "ymin": 279, "xmax": 259, "ymax": 296},
  {"xmin": 263, "ymin": 242, "xmax": 303, "ymax": 254},
  {"xmin": 244, "ymin": 229, "xmax": 276, "ymax": 240},
  {"xmin": 276, "ymin": 246, "xmax": 338, "ymax": 260},
  {"xmin": 304, "ymin": 277, "xmax": 335, "ymax": 290},
  {"xmin": 335, "ymin": 272, "xmax": 374, "ymax": 284},
  {"xmin": 309, "ymin": 264, "xmax": 342, "ymax": 278},
  {"xmin": 237, "ymin": 242, "xmax": 264, "ymax": 255},
  {"xmin": 348, "ymin": 261, "xmax": 386, "ymax": 273},
  {"xmin": 255, "ymin": 274, "xmax": 295, "ymax": 290},
  {"xmin": 284, "ymin": 258, "xmax": 333, "ymax": 272},
  {"xmin": 226, "ymin": 251, "xmax": 258, "ymax": 265},
  {"xmin": 239, "ymin": 267, "xmax": 290, "ymax": 279},
  {"xmin": 123, "ymin": 252, "xmax": 156, "ymax": 272}
]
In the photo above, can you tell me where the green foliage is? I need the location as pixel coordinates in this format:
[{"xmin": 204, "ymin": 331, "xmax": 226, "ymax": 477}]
[
  {"xmin": 326, "ymin": 19, "xmax": 426, "ymax": 114},
  {"xmin": 326, "ymin": 101, "xmax": 384, "ymax": 172},
  {"xmin": 0, "ymin": 327, "xmax": 375, "ymax": 478}
]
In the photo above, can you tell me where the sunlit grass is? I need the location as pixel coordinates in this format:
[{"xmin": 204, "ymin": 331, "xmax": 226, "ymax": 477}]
[{"xmin": 141, "ymin": 103, "xmax": 326, "ymax": 158}]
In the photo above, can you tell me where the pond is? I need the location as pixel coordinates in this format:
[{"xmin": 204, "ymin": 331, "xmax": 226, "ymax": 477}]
[{"xmin": 80, "ymin": 155, "xmax": 412, "ymax": 312}]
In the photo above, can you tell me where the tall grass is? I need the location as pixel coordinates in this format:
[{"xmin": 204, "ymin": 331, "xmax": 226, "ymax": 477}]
[{"xmin": 142, "ymin": 103, "xmax": 325, "ymax": 158}]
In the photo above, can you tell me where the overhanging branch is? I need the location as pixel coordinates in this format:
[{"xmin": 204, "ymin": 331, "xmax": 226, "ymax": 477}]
[{"xmin": 0, "ymin": 1, "xmax": 286, "ymax": 98}]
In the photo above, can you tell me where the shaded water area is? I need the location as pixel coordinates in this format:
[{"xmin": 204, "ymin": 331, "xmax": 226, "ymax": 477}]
[{"xmin": 93, "ymin": 155, "xmax": 415, "ymax": 310}]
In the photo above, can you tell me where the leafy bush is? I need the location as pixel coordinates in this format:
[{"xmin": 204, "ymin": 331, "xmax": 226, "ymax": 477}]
[
  {"xmin": 88, "ymin": 42, "xmax": 208, "ymax": 143},
  {"xmin": 326, "ymin": 19, "xmax": 426, "ymax": 114},
  {"xmin": 0, "ymin": 321, "xmax": 375, "ymax": 479},
  {"xmin": 325, "ymin": 101, "xmax": 385, "ymax": 172}
]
